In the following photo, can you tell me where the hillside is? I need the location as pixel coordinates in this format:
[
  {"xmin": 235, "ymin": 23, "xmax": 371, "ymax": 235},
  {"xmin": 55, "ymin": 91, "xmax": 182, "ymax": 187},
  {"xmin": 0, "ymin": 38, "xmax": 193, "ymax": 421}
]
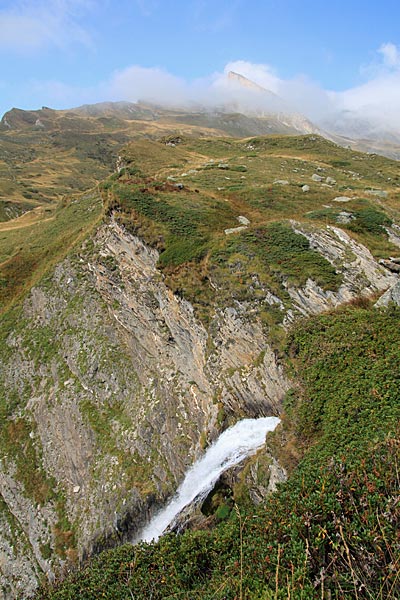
[
  {"xmin": 37, "ymin": 302, "xmax": 400, "ymax": 599},
  {"xmin": 1, "ymin": 99, "xmax": 399, "ymax": 235},
  {"xmin": 0, "ymin": 101, "xmax": 324, "ymax": 229},
  {"xmin": 0, "ymin": 129, "xmax": 399, "ymax": 599}
]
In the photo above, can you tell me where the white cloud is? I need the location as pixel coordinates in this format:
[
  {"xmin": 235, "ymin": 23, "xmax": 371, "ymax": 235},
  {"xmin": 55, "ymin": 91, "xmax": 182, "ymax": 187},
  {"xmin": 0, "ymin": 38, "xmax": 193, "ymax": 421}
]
[
  {"xmin": 100, "ymin": 46, "xmax": 400, "ymax": 133},
  {"xmin": 14, "ymin": 42, "xmax": 400, "ymax": 135},
  {"xmin": 103, "ymin": 61, "xmax": 290, "ymax": 115},
  {"xmin": 334, "ymin": 72, "xmax": 400, "ymax": 129},
  {"xmin": 0, "ymin": 0, "xmax": 93, "ymax": 52},
  {"xmin": 106, "ymin": 65, "xmax": 187, "ymax": 104},
  {"xmin": 378, "ymin": 42, "xmax": 400, "ymax": 68},
  {"xmin": 334, "ymin": 42, "xmax": 400, "ymax": 129}
]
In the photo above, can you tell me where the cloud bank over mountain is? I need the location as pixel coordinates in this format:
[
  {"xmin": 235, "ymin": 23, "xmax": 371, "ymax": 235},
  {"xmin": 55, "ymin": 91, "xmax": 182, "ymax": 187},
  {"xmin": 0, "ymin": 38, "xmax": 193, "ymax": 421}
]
[
  {"xmin": 4, "ymin": 39, "xmax": 400, "ymax": 136},
  {"xmin": 100, "ymin": 46, "xmax": 400, "ymax": 134}
]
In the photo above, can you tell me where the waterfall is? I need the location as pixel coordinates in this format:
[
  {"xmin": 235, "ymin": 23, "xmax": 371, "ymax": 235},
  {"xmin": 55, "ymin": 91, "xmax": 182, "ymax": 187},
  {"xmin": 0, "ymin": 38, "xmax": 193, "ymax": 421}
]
[{"xmin": 137, "ymin": 416, "xmax": 280, "ymax": 543}]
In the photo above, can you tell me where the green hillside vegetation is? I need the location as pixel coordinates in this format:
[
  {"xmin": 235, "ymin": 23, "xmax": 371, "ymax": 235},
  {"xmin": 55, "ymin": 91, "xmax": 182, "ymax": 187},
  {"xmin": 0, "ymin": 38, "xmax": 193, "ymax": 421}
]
[
  {"xmin": 1, "ymin": 132, "xmax": 399, "ymax": 322},
  {"xmin": 0, "ymin": 190, "xmax": 103, "ymax": 309},
  {"xmin": 0, "ymin": 101, "xmax": 237, "ymax": 225},
  {"xmin": 101, "ymin": 135, "xmax": 399, "ymax": 321},
  {"xmin": 0, "ymin": 128, "xmax": 399, "ymax": 598},
  {"xmin": 1, "ymin": 120, "xmax": 399, "ymax": 314},
  {"xmin": 38, "ymin": 302, "xmax": 400, "ymax": 599}
]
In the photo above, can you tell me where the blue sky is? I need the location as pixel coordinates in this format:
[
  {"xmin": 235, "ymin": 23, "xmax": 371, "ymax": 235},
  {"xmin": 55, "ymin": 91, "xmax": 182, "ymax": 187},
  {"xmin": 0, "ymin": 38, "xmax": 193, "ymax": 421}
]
[{"xmin": 1, "ymin": 0, "xmax": 400, "ymax": 122}]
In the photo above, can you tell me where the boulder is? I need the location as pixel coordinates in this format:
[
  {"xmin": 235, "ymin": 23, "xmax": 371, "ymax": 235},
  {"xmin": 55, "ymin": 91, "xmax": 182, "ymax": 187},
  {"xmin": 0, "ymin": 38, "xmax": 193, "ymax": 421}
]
[
  {"xmin": 311, "ymin": 174, "xmax": 323, "ymax": 182},
  {"xmin": 336, "ymin": 212, "xmax": 355, "ymax": 224},
  {"xmin": 302, "ymin": 185, "xmax": 310, "ymax": 193},
  {"xmin": 224, "ymin": 226, "xmax": 248, "ymax": 235},
  {"xmin": 333, "ymin": 196, "xmax": 351, "ymax": 203},
  {"xmin": 375, "ymin": 281, "xmax": 400, "ymax": 307},
  {"xmin": 365, "ymin": 189, "xmax": 388, "ymax": 198}
]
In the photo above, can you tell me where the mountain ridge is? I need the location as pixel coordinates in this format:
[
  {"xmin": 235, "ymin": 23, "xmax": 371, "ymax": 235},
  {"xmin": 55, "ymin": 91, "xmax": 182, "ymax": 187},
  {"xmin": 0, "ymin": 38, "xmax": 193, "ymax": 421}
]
[
  {"xmin": 0, "ymin": 126, "xmax": 399, "ymax": 598},
  {"xmin": 3, "ymin": 83, "xmax": 400, "ymax": 162}
]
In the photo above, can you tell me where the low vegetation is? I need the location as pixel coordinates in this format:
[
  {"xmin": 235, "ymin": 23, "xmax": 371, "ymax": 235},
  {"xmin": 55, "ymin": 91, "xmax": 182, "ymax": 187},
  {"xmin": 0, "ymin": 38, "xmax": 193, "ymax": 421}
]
[
  {"xmin": 1, "ymin": 127, "xmax": 399, "ymax": 598},
  {"xmin": 0, "ymin": 191, "xmax": 103, "ymax": 309},
  {"xmin": 38, "ymin": 302, "xmax": 400, "ymax": 599},
  {"xmin": 97, "ymin": 134, "xmax": 400, "ymax": 323},
  {"xmin": 2, "ymin": 132, "xmax": 399, "ymax": 316}
]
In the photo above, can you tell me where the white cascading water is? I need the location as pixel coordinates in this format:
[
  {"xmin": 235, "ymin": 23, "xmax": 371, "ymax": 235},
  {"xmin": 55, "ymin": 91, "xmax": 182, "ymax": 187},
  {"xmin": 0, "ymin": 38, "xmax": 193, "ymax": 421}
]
[{"xmin": 138, "ymin": 416, "xmax": 280, "ymax": 543}]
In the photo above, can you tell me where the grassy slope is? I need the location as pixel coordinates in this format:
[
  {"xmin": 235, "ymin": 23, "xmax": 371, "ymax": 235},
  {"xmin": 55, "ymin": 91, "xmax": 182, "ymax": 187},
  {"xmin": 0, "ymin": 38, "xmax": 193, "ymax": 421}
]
[
  {"xmin": 0, "ymin": 104, "xmax": 229, "ymax": 224},
  {"xmin": 38, "ymin": 302, "xmax": 400, "ymax": 599},
  {"xmin": 0, "ymin": 190, "xmax": 103, "ymax": 309},
  {"xmin": 0, "ymin": 132, "xmax": 399, "ymax": 598},
  {"xmin": 1, "ymin": 127, "xmax": 399, "ymax": 314},
  {"xmin": 103, "ymin": 135, "xmax": 400, "ymax": 322}
]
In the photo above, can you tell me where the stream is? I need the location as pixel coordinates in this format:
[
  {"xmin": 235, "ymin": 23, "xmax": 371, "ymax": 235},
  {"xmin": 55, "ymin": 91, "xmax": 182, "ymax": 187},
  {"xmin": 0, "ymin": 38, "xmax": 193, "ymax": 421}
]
[{"xmin": 137, "ymin": 416, "xmax": 280, "ymax": 543}]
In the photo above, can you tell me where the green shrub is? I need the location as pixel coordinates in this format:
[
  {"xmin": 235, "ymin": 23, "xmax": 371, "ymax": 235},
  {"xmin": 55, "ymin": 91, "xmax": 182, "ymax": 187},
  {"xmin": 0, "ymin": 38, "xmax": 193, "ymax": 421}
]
[
  {"xmin": 158, "ymin": 235, "xmax": 209, "ymax": 267},
  {"xmin": 218, "ymin": 222, "xmax": 342, "ymax": 291},
  {"xmin": 347, "ymin": 207, "xmax": 392, "ymax": 235}
]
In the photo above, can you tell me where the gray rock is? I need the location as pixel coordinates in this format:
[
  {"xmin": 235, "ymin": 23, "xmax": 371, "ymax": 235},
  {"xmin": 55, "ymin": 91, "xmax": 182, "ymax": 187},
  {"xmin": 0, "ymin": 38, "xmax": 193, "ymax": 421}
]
[
  {"xmin": 336, "ymin": 211, "xmax": 355, "ymax": 224},
  {"xmin": 237, "ymin": 216, "xmax": 250, "ymax": 225},
  {"xmin": 325, "ymin": 177, "xmax": 336, "ymax": 185},
  {"xmin": 375, "ymin": 281, "xmax": 400, "ymax": 307},
  {"xmin": 1, "ymin": 216, "xmax": 294, "ymax": 596},
  {"xmin": 332, "ymin": 196, "xmax": 351, "ymax": 203},
  {"xmin": 224, "ymin": 226, "xmax": 248, "ymax": 235},
  {"xmin": 365, "ymin": 189, "xmax": 388, "ymax": 198},
  {"xmin": 267, "ymin": 459, "xmax": 287, "ymax": 494},
  {"xmin": 302, "ymin": 185, "xmax": 310, "ymax": 192},
  {"xmin": 385, "ymin": 225, "xmax": 400, "ymax": 248},
  {"xmin": 273, "ymin": 179, "xmax": 289, "ymax": 185},
  {"xmin": 3, "ymin": 208, "xmax": 399, "ymax": 596},
  {"xmin": 379, "ymin": 259, "xmax": 400, "ymax": 273},
  {"xmin": 288, "ymin": 221, "xmax": 397, "ymax": 316},
  {"xmin": 311, "ymin": 174, "xmax": 323, "ymax": 182}
]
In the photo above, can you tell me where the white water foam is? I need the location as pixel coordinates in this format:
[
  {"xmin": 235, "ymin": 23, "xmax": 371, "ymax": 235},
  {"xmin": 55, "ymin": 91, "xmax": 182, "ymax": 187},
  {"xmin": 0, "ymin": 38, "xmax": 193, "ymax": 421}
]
[{"xmin": 138, "ymin": 416, "xmax": 280, "ymax": 543}]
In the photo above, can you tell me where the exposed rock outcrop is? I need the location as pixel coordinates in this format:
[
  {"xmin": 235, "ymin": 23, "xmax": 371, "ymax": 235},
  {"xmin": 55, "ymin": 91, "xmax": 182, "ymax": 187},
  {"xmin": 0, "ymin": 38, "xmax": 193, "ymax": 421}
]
[
  {"xmin": 287, "ymin": 222, "xmax": 397, "ymax": 316},
  {"xmin": 1, "ymin": 213, "xmax": 397, "ymax": 597},
  {"xmin": 0, "ymin": 220, "xmax": 290, "ymax": 597},
  {"xmin": 375, "ymin": 281, "xmax": 400, "ymax": 307}
]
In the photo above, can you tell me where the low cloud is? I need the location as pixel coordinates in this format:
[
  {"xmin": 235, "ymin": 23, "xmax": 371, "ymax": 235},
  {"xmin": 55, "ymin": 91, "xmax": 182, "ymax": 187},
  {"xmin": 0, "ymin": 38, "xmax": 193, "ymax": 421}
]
[
  {"xmin": 99, "ymin": 59, "xmax": 339, "ymax": 124},
  {"xmin": 0, "ymin": 0, "xmax": 93, "ymax": 53},
  {"xmin": 378, "ymin": 42, "xmax": 400, "ymax": 69},
  {"xmin": 335, "ymin": 42, "xmax": 400, "ymax": 130},
  {"xmin": 12, "ymin": 42, "xmax": 400, "ymax": 135},
  {"xmin": 106, "ymin": 66, "xmax": 189, "ymax": 107}
]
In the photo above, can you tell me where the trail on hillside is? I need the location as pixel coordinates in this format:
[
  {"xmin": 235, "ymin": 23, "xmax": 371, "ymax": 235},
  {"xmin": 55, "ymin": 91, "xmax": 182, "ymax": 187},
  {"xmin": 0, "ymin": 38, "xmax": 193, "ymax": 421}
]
[{"xmin": 0, "ymin": 207, "xmax": 55, "ymax": 232}]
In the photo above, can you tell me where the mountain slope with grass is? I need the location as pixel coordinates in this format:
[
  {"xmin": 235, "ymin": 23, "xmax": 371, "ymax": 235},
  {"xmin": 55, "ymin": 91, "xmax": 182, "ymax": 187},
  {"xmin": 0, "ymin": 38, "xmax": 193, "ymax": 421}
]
[
  {"xmin": 37, "ymin": 302, "xmax": 400, "ymax": 600},
  {"xmin": 0, "ymin": 127, "xmax": 399, "ymax": 599}
]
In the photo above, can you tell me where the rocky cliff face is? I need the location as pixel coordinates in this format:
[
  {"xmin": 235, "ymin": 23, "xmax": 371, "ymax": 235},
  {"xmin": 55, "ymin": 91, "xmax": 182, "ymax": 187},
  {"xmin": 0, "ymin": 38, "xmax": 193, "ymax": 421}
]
[
  {"xmin": 0, "ymin": 211, "xmax": 397, "ymax": 598},
  {"xmin": 285, "ymin": 222, "xmax": 397, "ymax": 319},
  {"xmin": 0, "ymin": 219, "xmax": 290, "ymax": 598}
]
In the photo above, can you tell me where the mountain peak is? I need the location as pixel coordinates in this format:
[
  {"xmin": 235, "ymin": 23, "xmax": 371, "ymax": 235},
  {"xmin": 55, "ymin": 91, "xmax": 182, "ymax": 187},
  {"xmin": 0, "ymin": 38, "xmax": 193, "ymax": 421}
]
[{"xmin": 227, "ymin": 71, "xmax": 270, "ymax": 93}]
